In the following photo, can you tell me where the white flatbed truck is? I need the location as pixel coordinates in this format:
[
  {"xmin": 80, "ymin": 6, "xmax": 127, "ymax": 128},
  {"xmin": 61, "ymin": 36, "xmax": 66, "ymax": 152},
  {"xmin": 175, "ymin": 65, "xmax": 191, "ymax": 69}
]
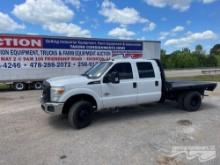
[{"xmin": 41, "ymin": 59, "xmax": 217, "ymax": 129}]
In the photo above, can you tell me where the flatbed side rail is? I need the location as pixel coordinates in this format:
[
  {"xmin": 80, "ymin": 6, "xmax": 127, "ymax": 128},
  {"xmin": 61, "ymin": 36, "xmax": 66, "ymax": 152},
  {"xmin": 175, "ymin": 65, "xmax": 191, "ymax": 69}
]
[{"xmin": 167, "ymin": 82, "xmax": 217, "ymax": 92}]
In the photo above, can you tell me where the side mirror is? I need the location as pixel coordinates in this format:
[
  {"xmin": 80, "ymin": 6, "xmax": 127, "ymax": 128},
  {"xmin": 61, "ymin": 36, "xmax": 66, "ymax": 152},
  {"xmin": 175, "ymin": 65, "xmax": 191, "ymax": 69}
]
[
  {"xmin": 103, "ymin": 74, "xmax": 111, "ymax": 83},
  {"xmin": 110, "ymin": 71, "xmax": 120, "ymax": 84}
]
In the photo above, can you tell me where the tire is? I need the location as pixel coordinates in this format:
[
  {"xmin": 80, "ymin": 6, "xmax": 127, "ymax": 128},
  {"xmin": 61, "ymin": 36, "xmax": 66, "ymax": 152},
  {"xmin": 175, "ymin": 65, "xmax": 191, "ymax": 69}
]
[
  {"xmin": 14, "ymin": 82, "xmax": 26, "ymax": 91},
  {"xmin": 33, "ymin": 82, "xmax": 42, "ymax": 90},
  {"xmin": 68, "ymin": 101, "xmax": 93, "ymax": 129},
  {"xmin": 183, "ymin": 91, "xmax": 202, "ymax": 112}
]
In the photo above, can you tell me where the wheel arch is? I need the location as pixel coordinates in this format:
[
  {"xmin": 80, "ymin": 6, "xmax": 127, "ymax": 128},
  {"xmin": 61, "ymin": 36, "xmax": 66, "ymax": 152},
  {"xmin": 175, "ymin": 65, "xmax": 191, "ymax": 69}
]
[{"xmin": 62, "ymin": 94, "xmax": 98, "ymax": 115}]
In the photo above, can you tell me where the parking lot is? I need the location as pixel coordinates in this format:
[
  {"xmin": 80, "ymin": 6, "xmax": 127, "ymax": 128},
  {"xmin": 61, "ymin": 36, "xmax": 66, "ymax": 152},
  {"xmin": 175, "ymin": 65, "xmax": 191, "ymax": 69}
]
[{"xmin": 0, "ymin": 85, "xmax": 220, "ymax": 165}]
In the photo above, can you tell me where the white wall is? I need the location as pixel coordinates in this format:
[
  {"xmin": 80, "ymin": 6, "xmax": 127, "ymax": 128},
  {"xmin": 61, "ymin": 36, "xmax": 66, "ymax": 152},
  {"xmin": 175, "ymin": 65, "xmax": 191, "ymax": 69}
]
[
  {"xmin": 143, "ymin": 41, "xmax": 161, "ymax": 60},
  {"xmin": 0, "ymin": 41, "xmax": 161, "ymax": 82}
]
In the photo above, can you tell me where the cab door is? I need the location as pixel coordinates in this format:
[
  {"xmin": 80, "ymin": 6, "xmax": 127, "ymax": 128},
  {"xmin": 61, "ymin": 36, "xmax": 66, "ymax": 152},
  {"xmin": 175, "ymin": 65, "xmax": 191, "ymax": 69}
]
[
  {"xmin": 101, "ymin": 62, "xmax": 137, "ymax": 108},
  {"xmin": 136, "ymin": 62, "xmax": 162, "ymax": 104}
]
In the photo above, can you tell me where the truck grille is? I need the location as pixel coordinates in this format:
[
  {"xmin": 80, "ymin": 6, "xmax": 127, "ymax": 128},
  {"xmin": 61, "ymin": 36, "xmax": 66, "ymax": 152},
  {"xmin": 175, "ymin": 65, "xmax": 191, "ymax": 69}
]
[{"xmin": 42, "ymin": 81, "xmax": 51, "ymax": 102}]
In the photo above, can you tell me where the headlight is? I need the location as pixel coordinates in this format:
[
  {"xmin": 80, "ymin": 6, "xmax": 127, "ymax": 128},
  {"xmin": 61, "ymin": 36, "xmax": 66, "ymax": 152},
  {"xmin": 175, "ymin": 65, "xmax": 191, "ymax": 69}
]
[
  {"xmin": 52, "ymin": 87, "xmax": 65, "ymax": 95},
  {"xmin": 51, "ymin": 87, "xmax": 65, "ymax": 102}
]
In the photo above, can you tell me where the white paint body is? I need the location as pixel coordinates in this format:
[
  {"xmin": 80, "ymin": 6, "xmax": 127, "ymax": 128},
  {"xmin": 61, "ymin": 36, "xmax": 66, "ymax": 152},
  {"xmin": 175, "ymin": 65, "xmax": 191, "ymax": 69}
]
[{"xmin": 47, "ymin": 59, "xmax": 162, "ymax": 110}]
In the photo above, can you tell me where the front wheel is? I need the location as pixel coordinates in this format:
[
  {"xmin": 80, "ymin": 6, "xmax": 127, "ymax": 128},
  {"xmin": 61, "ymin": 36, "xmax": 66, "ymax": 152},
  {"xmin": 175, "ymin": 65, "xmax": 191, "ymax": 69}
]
[
  {"xmin": 68, "ymin": 101, "xmax": 93, "ymax": 129},
  {"xmin": 183, "ymin": 91, "xmax": 202, "ymax": 112}
]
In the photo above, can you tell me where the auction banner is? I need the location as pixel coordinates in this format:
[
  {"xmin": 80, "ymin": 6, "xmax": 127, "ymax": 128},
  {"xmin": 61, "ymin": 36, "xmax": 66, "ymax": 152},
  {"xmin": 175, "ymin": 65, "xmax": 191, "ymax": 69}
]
[{"xmin": 0, "ymin": 35, "xmax": 143, "ymax": 69}]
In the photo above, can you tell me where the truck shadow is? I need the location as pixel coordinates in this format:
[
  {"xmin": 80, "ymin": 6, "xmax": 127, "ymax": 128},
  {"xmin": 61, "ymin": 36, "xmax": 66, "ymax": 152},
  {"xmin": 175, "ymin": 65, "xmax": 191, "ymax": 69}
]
[
  {"xmin": 93, "ymin": 102, "xmax": 183, "ymax": 124},
  {"xmin": 48, "ymin": 102, "xmax": 181, "ymax": 130},
  {"xmin": 48, "ymin": 101, "xmax": 217, "ymax": 130}
]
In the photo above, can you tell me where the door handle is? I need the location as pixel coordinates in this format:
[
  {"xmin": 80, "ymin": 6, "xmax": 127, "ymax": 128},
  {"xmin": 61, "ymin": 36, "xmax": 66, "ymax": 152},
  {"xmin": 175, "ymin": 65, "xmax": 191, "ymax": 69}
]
[
  {"xmin": 133, "ymin": 82, "xmax": 137, "ymax": 88},
  {"xmin": 155, "ymin": 81, "xmax": 159, "ymax": 86}
]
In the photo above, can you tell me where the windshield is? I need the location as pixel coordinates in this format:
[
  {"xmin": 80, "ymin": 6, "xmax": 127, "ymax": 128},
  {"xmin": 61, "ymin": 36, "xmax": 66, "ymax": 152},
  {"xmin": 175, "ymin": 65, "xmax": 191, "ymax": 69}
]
[{"xmin": 83, "ymin": 62, "xmax": 113, "ymax": 79}]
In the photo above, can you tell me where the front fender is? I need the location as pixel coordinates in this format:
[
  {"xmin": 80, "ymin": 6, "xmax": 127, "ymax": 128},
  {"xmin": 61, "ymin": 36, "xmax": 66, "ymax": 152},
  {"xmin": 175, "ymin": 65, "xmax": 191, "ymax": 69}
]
[{"xmin": 59, "ymin": 88, "xmax": 103, "ymax": 110}]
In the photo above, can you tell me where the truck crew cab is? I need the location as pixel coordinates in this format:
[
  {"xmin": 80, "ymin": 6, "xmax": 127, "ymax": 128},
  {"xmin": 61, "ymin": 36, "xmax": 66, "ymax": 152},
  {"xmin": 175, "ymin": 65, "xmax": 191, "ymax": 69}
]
[{"xmin": 41, "ymin": 59, "xmax": 217, "ymax": 129}]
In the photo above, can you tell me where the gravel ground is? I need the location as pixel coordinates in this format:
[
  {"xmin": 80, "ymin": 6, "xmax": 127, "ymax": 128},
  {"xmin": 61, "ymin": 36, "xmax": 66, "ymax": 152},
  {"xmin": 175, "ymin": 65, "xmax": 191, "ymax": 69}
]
[{"xmin": 0, "ymin": 85, "xmax": 220, "ymax": 165}]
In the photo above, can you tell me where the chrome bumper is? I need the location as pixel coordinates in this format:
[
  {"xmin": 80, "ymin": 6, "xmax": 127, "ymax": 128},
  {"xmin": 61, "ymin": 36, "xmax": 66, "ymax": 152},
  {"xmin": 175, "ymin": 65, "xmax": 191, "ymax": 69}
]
[{"xmin": 41, "ymin": 100, "xmax": 64, "ymax": 115}]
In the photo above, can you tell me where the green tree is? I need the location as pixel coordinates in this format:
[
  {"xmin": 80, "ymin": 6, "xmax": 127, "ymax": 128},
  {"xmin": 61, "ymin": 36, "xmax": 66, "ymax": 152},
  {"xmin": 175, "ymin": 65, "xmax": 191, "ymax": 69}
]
[
  {"xmin": 182, "ymin": 47, "xmax": 191, "ymax": 53},
  {"xmin": 210, "ymin": 44, "xmax": 220, "ymax": 55},
  {"xmin": 161, "ymin": 44, "xmax": 220, "ymax": 69},
  {"xmin": 207, "ymin": 55, "xmax": 218, "ymax": 67},
  {"xmin": 215, "ymin": 56, "xmax": 220, "ymax": 66},
  {"xmin": 161, "ymin": 49, "xmax": 166, "ymax": 56},
  {"xmin": 196, "ymin": 54, "xmax": 207, "ymax": 67},
  {"xmin": 195, "ymin": 44, "xmax": 204, "ymax": 55}
]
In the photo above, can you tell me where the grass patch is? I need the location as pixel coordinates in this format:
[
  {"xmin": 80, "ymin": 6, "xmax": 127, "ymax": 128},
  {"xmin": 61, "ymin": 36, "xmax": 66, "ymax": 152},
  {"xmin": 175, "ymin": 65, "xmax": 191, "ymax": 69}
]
[
  {"xmin": 0, "ymin": 83, "xmax": 10, "ymax": 90},
  {"xmin": 168, "ymin": 74, "xmax": 220, "ymax": 82}
]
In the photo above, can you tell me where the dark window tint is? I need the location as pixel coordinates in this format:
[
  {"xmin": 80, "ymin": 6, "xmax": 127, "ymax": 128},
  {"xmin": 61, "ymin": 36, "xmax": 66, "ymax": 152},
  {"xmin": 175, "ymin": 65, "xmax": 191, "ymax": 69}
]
[
  {"xmin": 108, "ymin": 63, "xmax": 133, "ymax": 79},
  {"xmin": 137, "ymin": 62, "xmax": 155, "ymax": 78}
]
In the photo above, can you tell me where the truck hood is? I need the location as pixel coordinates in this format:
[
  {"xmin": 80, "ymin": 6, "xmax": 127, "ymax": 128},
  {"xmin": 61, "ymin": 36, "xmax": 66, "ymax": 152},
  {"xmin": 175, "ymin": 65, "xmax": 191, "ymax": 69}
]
[{"xmin": 47, "ymin": 75, "xmax": 89, "ymax": 87}]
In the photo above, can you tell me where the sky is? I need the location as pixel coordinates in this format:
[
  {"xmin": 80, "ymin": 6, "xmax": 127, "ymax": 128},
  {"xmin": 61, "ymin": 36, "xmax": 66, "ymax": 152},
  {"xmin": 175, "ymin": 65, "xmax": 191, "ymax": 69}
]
[{"xmin": 0, "ymin": 0, "xmax": 219, "ymax": 53}]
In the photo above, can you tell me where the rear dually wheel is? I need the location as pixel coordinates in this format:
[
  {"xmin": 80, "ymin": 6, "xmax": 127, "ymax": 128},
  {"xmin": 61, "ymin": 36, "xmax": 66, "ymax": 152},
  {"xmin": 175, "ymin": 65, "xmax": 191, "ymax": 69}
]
[{"xmin": 183, "ymin": 91, "xmax": 202, "ymax": 112}]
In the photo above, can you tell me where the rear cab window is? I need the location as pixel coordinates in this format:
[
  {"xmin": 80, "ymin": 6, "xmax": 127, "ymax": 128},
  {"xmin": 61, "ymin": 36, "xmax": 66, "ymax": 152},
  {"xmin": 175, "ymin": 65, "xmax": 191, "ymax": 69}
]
[{"xmin": 136, "ymin": 62, "xmax": 155, "ymax": 78}]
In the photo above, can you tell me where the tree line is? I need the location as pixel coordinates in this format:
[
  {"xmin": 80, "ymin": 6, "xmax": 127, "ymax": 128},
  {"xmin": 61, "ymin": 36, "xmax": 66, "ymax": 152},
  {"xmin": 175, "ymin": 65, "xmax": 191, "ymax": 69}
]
[{"xmin": 161, "ymin": 44, "xmax": 220, "ymax": 69}]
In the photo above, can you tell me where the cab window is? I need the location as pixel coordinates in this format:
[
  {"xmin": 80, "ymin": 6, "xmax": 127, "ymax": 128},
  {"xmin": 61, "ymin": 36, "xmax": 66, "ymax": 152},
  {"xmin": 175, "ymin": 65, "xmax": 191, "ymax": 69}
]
[
  {"xmin": 107, "ymin": 63, "xmax": 133, "ymax": 80},
  {"xmin": 136, "ymin": 62, "xmax": 155, "ymax": 78}
]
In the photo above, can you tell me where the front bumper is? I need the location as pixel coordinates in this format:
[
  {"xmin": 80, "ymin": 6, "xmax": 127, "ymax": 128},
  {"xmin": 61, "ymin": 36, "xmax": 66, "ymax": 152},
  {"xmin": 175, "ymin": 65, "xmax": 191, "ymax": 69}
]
[{"xmin": 41, "ymin": 100, "xmax": 64, "ymax": 115}]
